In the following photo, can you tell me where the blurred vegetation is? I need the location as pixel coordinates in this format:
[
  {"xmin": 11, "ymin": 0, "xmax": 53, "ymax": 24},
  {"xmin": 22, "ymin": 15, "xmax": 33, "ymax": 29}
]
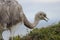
[{"xmin": 11, "ymin": 22, "xmax": 60, "ymax": 40}]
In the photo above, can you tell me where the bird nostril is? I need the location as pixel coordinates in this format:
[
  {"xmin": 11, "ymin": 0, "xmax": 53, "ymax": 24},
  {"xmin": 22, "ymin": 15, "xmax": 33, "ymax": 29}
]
[{"xmin": 42, "ymin": 13, "xmax": 46, "ymax": 17}]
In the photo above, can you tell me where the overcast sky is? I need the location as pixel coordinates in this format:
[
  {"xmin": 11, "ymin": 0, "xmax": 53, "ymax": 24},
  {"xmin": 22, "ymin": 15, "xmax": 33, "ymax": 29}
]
[{"xmin": 3, "ymin": 0, "xmax": 60, "ymax": 40}]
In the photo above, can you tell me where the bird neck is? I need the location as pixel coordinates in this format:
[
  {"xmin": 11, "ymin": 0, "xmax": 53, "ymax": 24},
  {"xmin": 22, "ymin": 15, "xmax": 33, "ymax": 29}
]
[
  {"xmin": 23, "ymin": 13, "xmax": 40, "ymax": 29},
  {"xmin": 33, "ymin": 18, "xmax": 40, "ymax": 27}
]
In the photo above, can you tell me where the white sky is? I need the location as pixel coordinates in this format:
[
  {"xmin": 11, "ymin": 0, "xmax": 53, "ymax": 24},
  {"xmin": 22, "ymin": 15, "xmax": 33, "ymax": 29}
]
[
  {"xmin": 19, "ymin": 0, "xmax": 60, "ymax": 3},
  {"xmin": 17, "ymin": 0, "xmax": 60, "ymax": 36}
]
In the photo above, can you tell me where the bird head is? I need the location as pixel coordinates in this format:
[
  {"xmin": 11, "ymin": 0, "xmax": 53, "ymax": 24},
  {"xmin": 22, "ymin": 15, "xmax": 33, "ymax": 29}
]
[{"xmin": 36, "ymin": 11, "xmax": 48, "ymax": 22}]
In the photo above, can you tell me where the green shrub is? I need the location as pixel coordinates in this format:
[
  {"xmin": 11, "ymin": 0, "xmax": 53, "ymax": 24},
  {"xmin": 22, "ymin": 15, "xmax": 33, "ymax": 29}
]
[{"xmin": 12, "ymin": 22, "xmax": 60, "ymax": 40}]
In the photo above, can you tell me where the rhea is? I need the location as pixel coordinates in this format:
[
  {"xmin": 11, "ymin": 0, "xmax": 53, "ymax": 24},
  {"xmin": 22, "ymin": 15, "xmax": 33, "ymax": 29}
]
[{"xmin": 0, "ymin": 0, "xmax": 48, "ymax": 40}]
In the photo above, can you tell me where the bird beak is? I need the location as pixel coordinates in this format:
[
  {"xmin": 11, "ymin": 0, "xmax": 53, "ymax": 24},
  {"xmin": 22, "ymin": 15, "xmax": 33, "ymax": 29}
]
[{"xmin": 44, "ymin": 17, "xmax": 49, "ymax": 22}]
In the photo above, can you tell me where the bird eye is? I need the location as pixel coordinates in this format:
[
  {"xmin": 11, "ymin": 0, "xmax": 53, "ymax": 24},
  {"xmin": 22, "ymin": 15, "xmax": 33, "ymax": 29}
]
[{"xmin": 40, "ymin": 14, "xmax": 42, "ymax": 15}]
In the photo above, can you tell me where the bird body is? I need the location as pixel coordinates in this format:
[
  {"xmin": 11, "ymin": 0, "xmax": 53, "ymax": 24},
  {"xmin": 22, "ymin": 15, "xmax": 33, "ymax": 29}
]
[{"xmin": 0, "ymin": 0, "xmax": 23, "ymax": 30}]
